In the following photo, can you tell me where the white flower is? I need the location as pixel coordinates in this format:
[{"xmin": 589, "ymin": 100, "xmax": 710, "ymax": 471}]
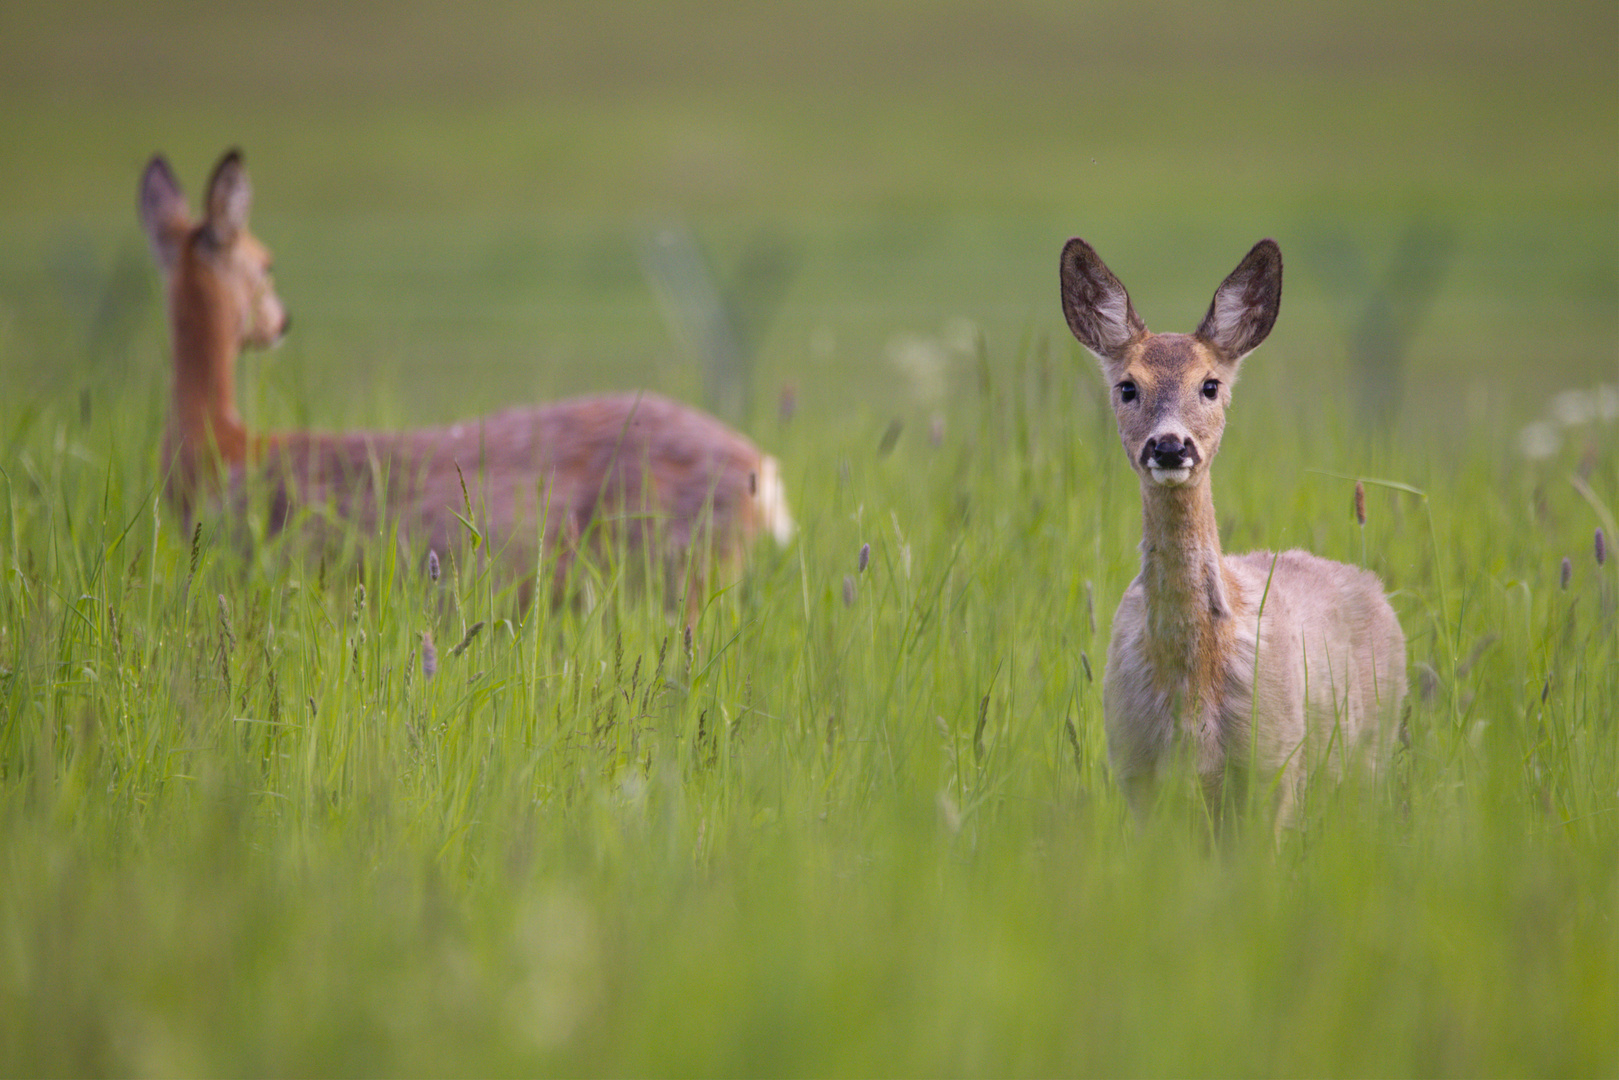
[{"xmin": 1518, "ymin": 421, "xmax": 1561, "ymax": 460}]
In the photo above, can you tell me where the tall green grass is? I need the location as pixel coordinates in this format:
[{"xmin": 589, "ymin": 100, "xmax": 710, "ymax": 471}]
[{"xmin": 2, "ymin": 335, "xmax": 1615, "ymax": 1074}]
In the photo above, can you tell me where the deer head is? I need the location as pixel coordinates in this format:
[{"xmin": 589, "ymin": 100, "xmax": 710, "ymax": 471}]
[{"xmin": 1061, "ymin": 238, "xmax": 1282, "ymax": 489}]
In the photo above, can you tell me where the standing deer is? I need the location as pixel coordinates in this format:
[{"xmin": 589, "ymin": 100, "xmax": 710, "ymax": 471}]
[
  {"xmin": 140, "ymin": 149, "xmax": 793, "ymax": 605},
  {"xmin": 1059, "ymin": 237, "xmax": 1405, "ymax": 828}
]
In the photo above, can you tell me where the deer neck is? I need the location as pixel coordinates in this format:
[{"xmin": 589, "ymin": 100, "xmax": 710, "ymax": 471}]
[
  {"xmin": 1136, "ymin": 473, "xmax": 1234, "ymax": 702},
  {"xmin": 165, "ymin": 265, "xmax": 249, "ymax": 468}
]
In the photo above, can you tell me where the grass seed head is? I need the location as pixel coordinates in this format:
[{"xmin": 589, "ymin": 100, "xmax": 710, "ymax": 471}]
[
  {"xmin": 188, "ymin": 519, "xmax": 203, "ymax": 577},
  {"xmin": 1561, "ymin": 556, "xmax": 1573, "ymax": 589},
  {"xmin": 858, "ymin": 542, "xmax": 870, "ymax": 573},
  {"xmin": 1597, "ymin": 527, "xmax": 1607, "ymax": 566},
  {"xmin": 1354, "ymin": 480, "xmax": 1366, "ymax": 526},
  {"xmin": 449, "ymin": 621, "xmax": 484, "ymax": 657},
  {"xmin": 421, "ymin": 631, "xmax": 437, "ymax": 680},
  {"xmin": 427, "ymin": 549, "xmax": 440, "ymax": 583},
  {"xmin": 843, "ymin": 574, "xmax": 856, "ymax": 606},
  {"xmin": 216, "ymin": 594, "xmax": 235, "ymax": 653}
]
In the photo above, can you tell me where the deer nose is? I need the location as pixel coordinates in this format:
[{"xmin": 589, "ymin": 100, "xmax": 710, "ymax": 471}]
[{"xmin": 1142, "ymin": 434, "xmax": 1199, "ymax": 470}]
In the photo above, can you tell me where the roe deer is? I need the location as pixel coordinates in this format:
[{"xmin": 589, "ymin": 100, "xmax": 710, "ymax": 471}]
[
  {"xmin": 1059, "ymin": 237, "xmax": 1405, "ymax": 828},
  {"xmin": 140, "ymin": 149, "xmax": 793, "ymax": 605}
]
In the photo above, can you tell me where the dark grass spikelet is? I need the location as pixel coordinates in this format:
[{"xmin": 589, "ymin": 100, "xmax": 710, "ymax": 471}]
[
  {"xmin": 427, "ymin": 548, "xmax": 440, "ymax": 583},
  {"xmin": 449, "ymin": 621, "xmax": 484, "ymax": 658},
  {"xmin": 1561, "ymin": 556, "xmax": 1573, "ymax": 590},
  {"xmin": 878, "ymin": 418, "xmax": 903, "ymax": 457},
  {"xmin": 858, "ymin": 542, "xmax": 870, "ymax": 573},
  {"xmin": 1597, "ymin": 527, "xmax": 1607, "ymax": 566},
  {"xmin": 843, "ymin": 574, "xmax": 856, "ymax": 607},
  {"xmin": 1063, "ymin": 714, "xmax": 1084, "ymax": 774},
  {"xmin": 188, "ymin": 519, "xmax": 203, "ymax": 580},
  {"xmin": 1354, "ymin": 480, "xmax": 1367, "ymax": 527}
]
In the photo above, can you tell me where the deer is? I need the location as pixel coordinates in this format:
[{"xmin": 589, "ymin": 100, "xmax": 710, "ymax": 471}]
[
  {"xmin": 1059, "ymin": 237, "xmax": 1406, "ymax": 830},
  {"xmin": 139, "ymin": 148, "xmax": 793, "ymax": 608}
]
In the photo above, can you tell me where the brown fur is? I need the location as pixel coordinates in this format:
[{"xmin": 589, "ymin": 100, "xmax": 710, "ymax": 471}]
[
  {"xmin": 141, "ymin": 149, "xmax": 792, "ymax": 604},
  {"xmin": 1061, "ymin": 237, "xmax": 1406, "ymax": 828}
]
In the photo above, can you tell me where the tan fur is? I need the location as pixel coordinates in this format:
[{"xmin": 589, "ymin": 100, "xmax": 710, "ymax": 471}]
[
  {"xmin": 1060, "ymin": 237, "xmax": 1406, "ymax": 827},
  {"xmin": 140, "ymin": 149, "xmax": 792, "ymax": 604}
]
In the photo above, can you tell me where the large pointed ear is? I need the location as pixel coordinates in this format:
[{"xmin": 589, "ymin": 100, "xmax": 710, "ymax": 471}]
[
  {"xmin": 1195, "ymin": 239, "xmax": 1282, "ymax": 364},
  {"xmin": 1060, "ymin": 237, "xmax": 1145, "ymax": 367},
  {"xmin": 202, "ymin": 148, "xmax": 251, "ymax": 247},
  {"xmin": 139, "ymin": 154, "xmax": 191, "ymax": 271}
]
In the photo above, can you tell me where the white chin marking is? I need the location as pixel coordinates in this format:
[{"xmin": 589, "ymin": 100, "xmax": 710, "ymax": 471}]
[{"xmin": 1149, "ymin": 467, "xmax": 1192, "ymax": 487}]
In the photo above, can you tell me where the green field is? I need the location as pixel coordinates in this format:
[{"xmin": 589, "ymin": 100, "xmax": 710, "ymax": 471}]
[{"xmin": 2, "ymin": 2, "xmax": 1616, "ymax": 1074}]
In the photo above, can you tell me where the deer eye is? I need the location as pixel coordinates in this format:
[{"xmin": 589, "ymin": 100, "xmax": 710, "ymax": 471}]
[
  {"xmin": 1117, "ymin": 380, "xmax": 1138, "ymax": 403},
  {"xmin": 1201, "ymin": 378, "xmax": 1220, "ymax": 400}
]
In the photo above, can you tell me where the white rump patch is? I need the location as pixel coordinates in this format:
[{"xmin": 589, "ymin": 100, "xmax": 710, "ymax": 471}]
[{"xmin": 756, "ymin": 455, "xmax": 796, "ymax": 545}]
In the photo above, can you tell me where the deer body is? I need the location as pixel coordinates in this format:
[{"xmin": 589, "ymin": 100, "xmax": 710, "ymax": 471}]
[
  {"xmin": 141, "ymin": 150, "xmax": 791, "ymax": 598},
  {"xmin": 1061, "ymin": 238, "xmax": 1405, "ymax": 824}
]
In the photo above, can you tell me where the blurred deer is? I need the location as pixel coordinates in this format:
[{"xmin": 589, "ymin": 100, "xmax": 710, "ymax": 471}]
[
  {"xmin": 1059, "ymin": 237, "xmax": 1405, "ymax": 829},
  {"xmin": 140, "ymin": 149, "xmax": 792, "ymax": 606}
]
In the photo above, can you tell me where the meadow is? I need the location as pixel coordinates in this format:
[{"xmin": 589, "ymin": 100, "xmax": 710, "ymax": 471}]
[{"xmin": 1, "ymin": 2, "xmax": 1616, "ymax": 1074}]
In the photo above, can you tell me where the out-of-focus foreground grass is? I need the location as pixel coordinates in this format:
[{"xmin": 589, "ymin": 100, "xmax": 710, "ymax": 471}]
[{"xmin": 1, "ymin": 1, "xmax": 1615, "ymax": 1075}]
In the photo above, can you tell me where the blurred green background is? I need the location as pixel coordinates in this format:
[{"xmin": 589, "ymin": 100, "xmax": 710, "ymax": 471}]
[{"xmin": 1, "ymin": 0, "xmax": 1613, "ymax": 441}]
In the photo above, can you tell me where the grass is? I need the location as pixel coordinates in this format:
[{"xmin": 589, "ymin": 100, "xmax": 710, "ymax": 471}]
[
  {"xmin": 3, "ymin": 347, "xmax": 1616, "ymax": 1074},
  {"xmin": 1, "ymin": 1, "xmax": 1616, "ymax": 1075}
]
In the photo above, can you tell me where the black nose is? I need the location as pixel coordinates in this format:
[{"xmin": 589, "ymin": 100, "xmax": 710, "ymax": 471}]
[{"xmin": 1143, "ymin": 435, "xmax": 1198, "ymax": 469}]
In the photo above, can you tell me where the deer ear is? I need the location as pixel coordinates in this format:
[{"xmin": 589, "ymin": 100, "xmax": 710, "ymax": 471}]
[
  {"xmin": 139, "ymin": 154, "xmax": 190, "ymax": 270},
  {"xmin": 1196, "ymin": 239, "xmax": 1282, "ymax": 364},
  {"xmin": 1060, "ymin": 237, "xmax": 1144, "ymax": 367},
  {"xmin": 203, "ymin": 148, "xmax": 251, "ymax": 247}
]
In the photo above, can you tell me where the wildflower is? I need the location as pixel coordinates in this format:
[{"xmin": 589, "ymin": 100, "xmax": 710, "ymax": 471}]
[
  {"xmin": 886, "ymin": 333, "xmax": 948, "ymax": 403},
  {"xmin": 1518, "ymin": 421, "xmax": 1561, "ymax": 460}
]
